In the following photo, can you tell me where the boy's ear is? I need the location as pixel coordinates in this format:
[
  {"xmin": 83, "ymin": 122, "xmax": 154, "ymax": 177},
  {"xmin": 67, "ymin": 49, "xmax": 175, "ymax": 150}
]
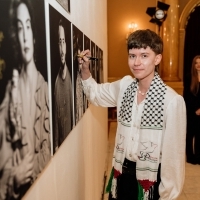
[{"xmin": 155, "ymin": 54, "xmax": 162, "ymax": 65}]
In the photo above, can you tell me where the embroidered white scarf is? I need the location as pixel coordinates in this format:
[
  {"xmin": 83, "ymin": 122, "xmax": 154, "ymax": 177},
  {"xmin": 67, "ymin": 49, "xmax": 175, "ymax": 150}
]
[{"xmin": 111, "ymin": 73, "xmax": 166, "ymax": 198}]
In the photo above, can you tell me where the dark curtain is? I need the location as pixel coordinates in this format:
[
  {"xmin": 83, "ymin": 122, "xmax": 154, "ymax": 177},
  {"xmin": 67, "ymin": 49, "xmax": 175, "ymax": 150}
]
[{"xmin": 183, "ymin": 5, "xmax": 200, "ymax": 92}]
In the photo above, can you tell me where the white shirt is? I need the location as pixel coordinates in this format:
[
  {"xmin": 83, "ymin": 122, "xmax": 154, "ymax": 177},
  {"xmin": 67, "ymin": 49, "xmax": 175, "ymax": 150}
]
[
  {"xmin": 125, "ymin": 91, "xmax": 145, "ymax": 161},
  {"xmin": 82, "ymin": 75, "xmax": 186, "ymax": 199}
]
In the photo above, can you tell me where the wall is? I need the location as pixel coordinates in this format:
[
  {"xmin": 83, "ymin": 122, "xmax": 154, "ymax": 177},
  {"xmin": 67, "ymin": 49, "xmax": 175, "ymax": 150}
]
[
  {"xmin": 179, "ymin": 0, "xmax": 191, "ymax": 15},
  {"xmin": 23, "ymin": 0, "xmax": 108, "ymax": 199},
  {"xmin": 107, "ymin": 0, "xmax": 191, "ymax": 80},
  {"xmin": 107, "ymin": 0, "xmax": 157, "ymax": 79},
  {"xmin": 24, "ymin": 105, "xmax": 108, "ymax": 200}
]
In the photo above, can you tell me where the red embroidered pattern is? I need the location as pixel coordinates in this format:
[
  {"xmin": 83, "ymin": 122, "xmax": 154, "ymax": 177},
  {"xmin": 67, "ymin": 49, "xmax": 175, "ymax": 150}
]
[
  {"xmin": 114, "ymin": 168, "xmax": 121, "ymax": 178},
  {"xmin": 138, "ymin": 179, "xmax": 156, "ymax": 192}
]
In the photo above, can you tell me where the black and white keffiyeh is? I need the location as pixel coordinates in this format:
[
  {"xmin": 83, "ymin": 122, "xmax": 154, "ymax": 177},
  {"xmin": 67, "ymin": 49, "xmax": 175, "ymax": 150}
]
[{"xmin": 118, "ymin": 72, "xmax": 166, "ymax": 129}]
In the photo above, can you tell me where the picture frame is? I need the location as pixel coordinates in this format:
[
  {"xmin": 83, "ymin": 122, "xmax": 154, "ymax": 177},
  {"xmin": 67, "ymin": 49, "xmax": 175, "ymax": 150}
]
[{"xmin": 56, "ymin": 0, "xmax": 70, "ymax": 13}]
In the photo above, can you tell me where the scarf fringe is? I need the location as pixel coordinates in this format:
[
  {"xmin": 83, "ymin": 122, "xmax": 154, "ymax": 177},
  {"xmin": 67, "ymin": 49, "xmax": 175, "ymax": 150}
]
[
  {"xmin": 111, "ymin": 177, "xmax": 117, "ymax": 198},
  {"xmin": 105, "ymin": 167, "xmax": 118, "ymax": 198}
]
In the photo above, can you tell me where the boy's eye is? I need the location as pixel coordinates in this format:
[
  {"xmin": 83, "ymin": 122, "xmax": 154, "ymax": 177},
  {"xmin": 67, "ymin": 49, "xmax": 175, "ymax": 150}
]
[
  {"xmin": 142, "ymin": 54, "xmax": 148, "ymax": 58},
  {"xmin": 129, "ymin": 54, "xmax": 135, "ymax": 58}
]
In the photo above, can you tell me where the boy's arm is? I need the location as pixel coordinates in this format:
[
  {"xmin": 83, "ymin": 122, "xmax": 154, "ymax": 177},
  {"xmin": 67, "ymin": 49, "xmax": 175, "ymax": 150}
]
[{"xmin": 159, "ymin": 94, "xmax": 186, "ymax": 200}]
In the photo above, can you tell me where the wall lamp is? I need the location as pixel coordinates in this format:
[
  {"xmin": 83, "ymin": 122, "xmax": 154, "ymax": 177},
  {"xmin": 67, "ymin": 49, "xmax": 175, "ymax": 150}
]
[{"xmin": 126, "ymin": 22, "xmax": 138, "ymax": 41}]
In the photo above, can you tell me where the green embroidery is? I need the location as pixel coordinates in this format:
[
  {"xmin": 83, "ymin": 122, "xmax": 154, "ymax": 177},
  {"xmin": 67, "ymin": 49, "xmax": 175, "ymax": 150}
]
[
  {"xmin": 138, "ymin": 181, "xmax": 144, "ymax": 200},
  {"xmin": 105, "ymin": 167, "xmax": 114, "ymax": 193}
]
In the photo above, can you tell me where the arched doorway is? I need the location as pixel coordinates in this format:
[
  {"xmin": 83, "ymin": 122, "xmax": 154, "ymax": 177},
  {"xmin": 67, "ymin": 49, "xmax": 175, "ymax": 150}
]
[
  {"xmin": 179, "ymin": 0, "xmax": 200, "ymax": 87},
  {"xmin": 183, "ymin": 4, "xmax": 200, "ymax": 90}
]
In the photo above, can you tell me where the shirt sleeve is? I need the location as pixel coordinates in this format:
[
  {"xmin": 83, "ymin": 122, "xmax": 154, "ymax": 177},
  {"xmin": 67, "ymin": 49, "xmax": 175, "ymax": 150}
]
[
  {"xmin": 81, "ymin": 76, "xmax": 122, "ymax": 107},
  {"xmin": 159, "ymin": 94, "xmax": 186, "ymax": 200}
]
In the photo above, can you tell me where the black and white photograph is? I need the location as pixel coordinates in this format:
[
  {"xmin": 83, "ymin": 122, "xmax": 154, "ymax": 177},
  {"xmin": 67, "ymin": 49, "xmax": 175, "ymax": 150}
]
[
  {"xmin": 73, "ymin": 24, "xmax": 86, "ymax": 125},
  {"xmin": 49, "ymin": 5, "xmax": 73, "ymax": 154},
  {"xmin": 84, "ymin": 34, "xmax": 90, "ymax": 51},
  {"xmin": 0, "ymin": 0, "xmax": 51, "ymax": 199},
  {"xmin": 99, "ymin": 48, "xmax": 104, "ymax": 83},
  {"xmin": 83, "ymin": 34, "xmax": 90, "ymax": 110},
  {"xmin": 90, "ymin": 40, "xmax": 96, "ymax": 81},
  {"xmin": 56, "ymin": 0, "xmax": 70, "ymax": 13},
  {"xmin": 96, "ymin": 45, "xmax": 100, "ymax": 83}
]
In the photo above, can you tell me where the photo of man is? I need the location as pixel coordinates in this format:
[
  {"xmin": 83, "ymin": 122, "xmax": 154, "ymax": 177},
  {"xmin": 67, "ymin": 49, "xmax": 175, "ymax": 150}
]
[{"xmin": 49, "ymin": 5, "xmax": 73, "ymax": 153}]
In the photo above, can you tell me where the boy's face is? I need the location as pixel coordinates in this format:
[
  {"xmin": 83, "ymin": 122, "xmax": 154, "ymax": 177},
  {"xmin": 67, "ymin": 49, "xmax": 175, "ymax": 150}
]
[{"xmin": 128, "ymin": 47, "xmax": 162, "ymax": 81}]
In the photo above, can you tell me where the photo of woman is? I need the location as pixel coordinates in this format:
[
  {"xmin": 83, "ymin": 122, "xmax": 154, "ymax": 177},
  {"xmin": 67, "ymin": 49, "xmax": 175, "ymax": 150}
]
[{"xmin": 0, "ymin": 0, "xmax": 51, "ymax": 199}]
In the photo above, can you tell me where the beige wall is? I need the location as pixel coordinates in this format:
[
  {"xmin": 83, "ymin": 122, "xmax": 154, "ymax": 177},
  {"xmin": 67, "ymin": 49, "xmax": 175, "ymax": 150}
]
[
  {"xmin": 107, "ymin": 0, "xmax": 191, "ymax": 80},
  {"xmin": 23, "ymin": 0, "xmax": 108, "ymax": 199},
  {"xmin": 107, "ymin": 0, "xmax": 157, "ymax": 78},
  {"xmin": 24, "ymin": 105, "xmax": 108, "ymax": 200}
]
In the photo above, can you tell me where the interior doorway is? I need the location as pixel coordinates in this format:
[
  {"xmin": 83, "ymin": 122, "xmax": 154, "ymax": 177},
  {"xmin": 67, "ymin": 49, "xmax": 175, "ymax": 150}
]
[{"xmin": 183, "ymin": 4, "xmax": 200, "ymax": 90}]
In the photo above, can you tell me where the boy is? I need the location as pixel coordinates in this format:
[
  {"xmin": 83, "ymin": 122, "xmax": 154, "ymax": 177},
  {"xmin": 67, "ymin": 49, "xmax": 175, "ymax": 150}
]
[{"xmin": 79, "ymin": 29, "xmax": 186, "ymax": 200}]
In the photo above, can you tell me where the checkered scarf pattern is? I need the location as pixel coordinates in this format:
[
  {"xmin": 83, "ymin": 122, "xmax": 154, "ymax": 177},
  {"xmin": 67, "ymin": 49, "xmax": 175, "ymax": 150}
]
[{"xmin": 119, "ymin": 73, "xmax": 166, "ymax": 128}]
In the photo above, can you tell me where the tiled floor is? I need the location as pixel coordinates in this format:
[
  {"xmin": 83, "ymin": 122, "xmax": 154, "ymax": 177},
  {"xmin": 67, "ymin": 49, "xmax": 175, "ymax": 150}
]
[{"xmin": 104, "ymin": 121, "xmax": 200, "ymax": 200}]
